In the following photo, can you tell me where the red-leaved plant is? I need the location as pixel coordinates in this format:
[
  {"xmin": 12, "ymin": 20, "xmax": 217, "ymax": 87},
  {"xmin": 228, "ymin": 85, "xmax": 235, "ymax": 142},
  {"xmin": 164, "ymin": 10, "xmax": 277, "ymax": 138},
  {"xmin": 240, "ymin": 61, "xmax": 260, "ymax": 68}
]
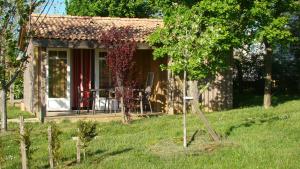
[{"xmin": 99, "ymin": 26, "xmax": 138, "ymax": 123}]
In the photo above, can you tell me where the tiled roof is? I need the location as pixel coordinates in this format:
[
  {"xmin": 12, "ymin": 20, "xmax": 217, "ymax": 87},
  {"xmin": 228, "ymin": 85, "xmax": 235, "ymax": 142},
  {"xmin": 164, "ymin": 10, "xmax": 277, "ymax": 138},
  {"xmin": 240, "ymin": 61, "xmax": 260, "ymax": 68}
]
[{"xmin": 31, "ymin": 14, "xmax": 163, "ymax": 42}]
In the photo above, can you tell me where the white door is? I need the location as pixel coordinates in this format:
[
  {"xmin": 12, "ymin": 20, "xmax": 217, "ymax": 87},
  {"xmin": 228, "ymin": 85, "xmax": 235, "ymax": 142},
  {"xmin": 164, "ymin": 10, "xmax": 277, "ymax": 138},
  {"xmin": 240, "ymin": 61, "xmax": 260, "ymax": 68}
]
[
  {"xmin": 94, "ymin": 50, "xmax": 117, "ymax": 110},
  {"xmin": 46, "ymin": 49, "xmax": 71, "ymax": 111}
]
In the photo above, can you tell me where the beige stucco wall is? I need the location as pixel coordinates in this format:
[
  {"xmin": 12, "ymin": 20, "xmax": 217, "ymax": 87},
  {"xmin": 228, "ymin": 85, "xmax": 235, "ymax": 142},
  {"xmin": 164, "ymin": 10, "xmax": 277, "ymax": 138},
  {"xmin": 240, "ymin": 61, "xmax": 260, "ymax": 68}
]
[{"xmin": 23, "ymin": 45, "xmax": 47, "ymax": 118}]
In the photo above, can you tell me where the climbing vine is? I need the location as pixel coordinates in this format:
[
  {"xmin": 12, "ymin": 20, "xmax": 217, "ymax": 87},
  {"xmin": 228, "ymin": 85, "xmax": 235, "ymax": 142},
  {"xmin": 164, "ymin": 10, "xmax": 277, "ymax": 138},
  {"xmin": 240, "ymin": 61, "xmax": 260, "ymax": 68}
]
[{"xmin": 99, "ymin": 26, "xmax": 138, "ymax": 123}]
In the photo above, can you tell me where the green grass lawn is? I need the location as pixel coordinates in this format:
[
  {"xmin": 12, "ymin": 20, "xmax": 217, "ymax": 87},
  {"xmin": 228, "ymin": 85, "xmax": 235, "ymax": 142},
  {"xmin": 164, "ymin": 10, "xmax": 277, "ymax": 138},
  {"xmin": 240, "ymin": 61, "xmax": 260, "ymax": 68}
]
[
  {"xmin": 7, "ymin": 106, "xmax": 34, "ymax": 119},
  {"xmin": 1, "ymin": 99, "xmax": 300, "ymax": 169}
]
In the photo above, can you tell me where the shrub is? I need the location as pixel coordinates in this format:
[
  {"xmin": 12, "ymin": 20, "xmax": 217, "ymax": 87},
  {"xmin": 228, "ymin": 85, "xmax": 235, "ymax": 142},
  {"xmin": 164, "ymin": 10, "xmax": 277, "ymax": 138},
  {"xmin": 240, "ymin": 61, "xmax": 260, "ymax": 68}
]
[
  {"xmin": 77, "ymin": 121, "xmax": 97, "ymax": 160},
  {"xmin": 48, "ymin": 122, "xmax": 62, "ymax": 167},
  {"xmin": 0, "ymin": 137, "xmax": 4, "ymax": 168}
]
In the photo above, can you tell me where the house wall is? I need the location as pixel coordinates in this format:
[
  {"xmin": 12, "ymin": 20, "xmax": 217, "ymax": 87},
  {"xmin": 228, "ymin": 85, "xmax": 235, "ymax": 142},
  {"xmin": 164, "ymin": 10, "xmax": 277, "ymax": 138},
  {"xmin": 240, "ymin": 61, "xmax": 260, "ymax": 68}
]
[
  {"xmin": 24, "ymin": 43, "xmax": 232, "ymax": 116},
  {"xmin": 134, "ymin": 50, "xmax": 168, "ymax": 112},
  {"xmin": 23, "ymin": 46, "xmax": 47, "ymax": 119},
  {"xmin": 169, "ymin": 58, "xmax": 233, "ymax": 113},
  {"xmin": 201, "ymin": 70, "xmax": 233, "ymax": 111},
  {"xmin": 23, "ymin": 48, "xmax": 34, "ymax": 113}
]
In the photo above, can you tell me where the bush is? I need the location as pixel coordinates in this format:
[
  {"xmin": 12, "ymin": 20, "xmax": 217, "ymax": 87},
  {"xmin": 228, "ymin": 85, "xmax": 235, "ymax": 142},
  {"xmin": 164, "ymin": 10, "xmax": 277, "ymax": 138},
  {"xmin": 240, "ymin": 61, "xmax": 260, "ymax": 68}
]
[
  {"xmin": 20, "ymin": 125, "xmax": 32, "ymax": 160},
  {"xmin": 77, "ymin": 121, "xmax": 97, "ymax": 160},
  {"xmin": 48, "ymin": 122, "xmax": 62, "ymax": 167},
  {"xmin": 0, "ymin": 137, "xmax": 4, "ymax": 168}
]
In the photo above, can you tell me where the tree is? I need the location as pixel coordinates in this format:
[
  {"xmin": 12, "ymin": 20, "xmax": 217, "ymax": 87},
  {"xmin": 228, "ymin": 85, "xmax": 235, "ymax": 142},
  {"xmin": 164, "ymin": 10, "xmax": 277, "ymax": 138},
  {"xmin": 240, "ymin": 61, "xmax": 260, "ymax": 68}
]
[
  {"xmin": 247, "ymin": 0, "xmax": 299, "ymax": 108},
  {"xmin": 65, "ymin": 0, "xmax": 155, "ymax": 17},
  {"xmin": 148, "ymin": 1, "xmax": 245, "ymax": 144},
  {"xmin": 0, "ymin": 0, "xmax": 44, "ymax": 131},
  {"xmin": 99, "ymin": 26, "xmax": 138, "ymax": 123},
  {"xmin": 65, "ymin": 0, "xmax": 198, "ymax": 18},
  {"xmin": 77, "ymin": 121, "xmax": 97, "ymax": 162},
  {"xmin": 47, "ymin": 122, "xmax": 62, "ymax": 168}
]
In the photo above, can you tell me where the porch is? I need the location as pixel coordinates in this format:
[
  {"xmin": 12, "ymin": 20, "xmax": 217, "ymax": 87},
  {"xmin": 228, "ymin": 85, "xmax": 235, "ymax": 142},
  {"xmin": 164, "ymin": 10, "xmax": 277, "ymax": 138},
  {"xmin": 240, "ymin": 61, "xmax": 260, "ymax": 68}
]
[
  {"xmin": 24, "ymin": 47, "xmax": 168, "ymax": 118},
  {"xmin": 45, "ymin": 111, "xmax": 164, "ymax": 123}
]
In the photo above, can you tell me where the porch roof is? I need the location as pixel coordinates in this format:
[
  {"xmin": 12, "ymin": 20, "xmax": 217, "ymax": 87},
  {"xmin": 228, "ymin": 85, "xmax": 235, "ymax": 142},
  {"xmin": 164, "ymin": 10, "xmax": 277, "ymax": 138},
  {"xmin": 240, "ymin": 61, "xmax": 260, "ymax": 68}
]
[{"xmin": 30, "ymin": 14, "xmax": 163, "ymax": 43}]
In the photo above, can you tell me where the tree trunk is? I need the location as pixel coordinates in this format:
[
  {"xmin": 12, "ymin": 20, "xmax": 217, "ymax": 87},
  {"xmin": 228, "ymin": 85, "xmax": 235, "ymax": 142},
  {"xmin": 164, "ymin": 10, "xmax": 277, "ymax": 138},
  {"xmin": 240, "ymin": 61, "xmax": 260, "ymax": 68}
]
[
  {"xmin": 20, "ymin": 116, "xmax": 28, "ymax": 169},
  {"xmin": 183, "ymin": 70, "xmax": 187, "ymax": 148},
  {"xmin": 235, "ymin": 60, "xmax": 243, "ymax": 94},
  {"xmin": 1, "ymin": 88, "xmax": 7, "ymax": 131},
  {"xmin": 264, "ymin": 43, "xmax": 272, "ymax": 109},
  {"xmin": 120, "ymin": 96, "xmax": 127, "ymax": 123},
  {"xmin": 167, "ymin": 60, "xmax": 174, "ymax": 115}
]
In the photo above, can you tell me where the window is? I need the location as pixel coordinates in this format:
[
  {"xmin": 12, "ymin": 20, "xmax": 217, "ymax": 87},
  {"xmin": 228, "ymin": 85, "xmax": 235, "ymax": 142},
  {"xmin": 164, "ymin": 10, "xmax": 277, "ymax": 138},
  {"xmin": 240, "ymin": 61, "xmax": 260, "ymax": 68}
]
[
  {"xmin": 48, "ymin": 51, "xmax": 67, "ymax": 98},
  {"xmin": 99, "ymin": 52, "xmax": 111, "ymax": 88}
]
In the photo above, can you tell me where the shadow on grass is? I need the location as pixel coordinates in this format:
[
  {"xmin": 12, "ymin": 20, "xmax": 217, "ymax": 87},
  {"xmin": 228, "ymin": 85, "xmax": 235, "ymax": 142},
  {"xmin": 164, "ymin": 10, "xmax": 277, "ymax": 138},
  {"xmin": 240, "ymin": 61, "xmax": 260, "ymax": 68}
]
[
  {"xmin": 93, "ymin": 148, "xmax": 133, "ymax": 163},
  {"xmin": 233, "ymin": 94, "xmax": 300, "ymax": 108},
  {"xmin": 187, "ymin": 130, "xmax": 199, "ymax": 147},
  {"xmin": 64, "ymin": 149, "xmax": 106, "ymax": 167},
  {"xmin": 225, "ymin": 115, "xmax": 289, "ymax": 137}
]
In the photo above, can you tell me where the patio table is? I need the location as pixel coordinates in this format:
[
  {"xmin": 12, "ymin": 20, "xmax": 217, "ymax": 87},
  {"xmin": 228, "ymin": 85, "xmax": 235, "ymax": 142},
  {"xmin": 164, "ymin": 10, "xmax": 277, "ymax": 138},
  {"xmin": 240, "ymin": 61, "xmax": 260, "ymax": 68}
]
[{"xmin": 90, "ymin": 88, "xmax": 116, "ymax": 114}]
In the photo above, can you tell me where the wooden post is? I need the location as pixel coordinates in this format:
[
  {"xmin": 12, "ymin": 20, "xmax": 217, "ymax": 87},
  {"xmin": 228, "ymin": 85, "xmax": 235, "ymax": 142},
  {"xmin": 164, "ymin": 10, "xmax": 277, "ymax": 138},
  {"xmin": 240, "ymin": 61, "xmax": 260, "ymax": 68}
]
[
  {"xmin": 19, "ymin": 116, "xmax": 28, "ymax": 169},
  {"xmin": 196, "ymin": 106, "xmax": 220, "ymax": 142},
  {"xmin": 183, "ymin": 37, "xmax": 188, "ymax": 148},
  {"xmin": 76, "ymin": 130, "xmax": 81, "ymax": 163},
  {"xmin": 139, "ymin": 92, "xmax": 143, "ymax": 115},
  {"xmin": 120, "ymin": 96, "xmax": 126, "ymax": 123},
  {"xmin": 48, "ymin": 126, "xmax": 54, "ymax": 169},
  {"xmin": 40, "ymin": 48, "xmax": 47, "ymax": 123}
]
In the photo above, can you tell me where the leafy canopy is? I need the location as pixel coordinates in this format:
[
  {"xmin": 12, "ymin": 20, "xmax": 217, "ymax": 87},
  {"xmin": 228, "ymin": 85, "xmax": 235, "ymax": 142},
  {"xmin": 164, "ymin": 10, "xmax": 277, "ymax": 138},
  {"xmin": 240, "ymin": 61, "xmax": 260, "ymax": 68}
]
[
  {"xmin": 148, "ymin": 0, "xmax": 299, "ymax": 80},
  {"xmin": 0, "ymin": 0, "xmax": 43, "ymax": 89},
  {"xmin": 65, "ymin": 0, "xmax": 198, "ymax": 18},
  {"xmin": 249, "ymin": 0, "xmax": 299, "ymax": 47},
  {"xmin": 65, "ymin": 0, "xmax": 155, "ymax": 17},
  {"xmin": 148, "ymin": 1, "xmax": 242, "ymax": 80}
]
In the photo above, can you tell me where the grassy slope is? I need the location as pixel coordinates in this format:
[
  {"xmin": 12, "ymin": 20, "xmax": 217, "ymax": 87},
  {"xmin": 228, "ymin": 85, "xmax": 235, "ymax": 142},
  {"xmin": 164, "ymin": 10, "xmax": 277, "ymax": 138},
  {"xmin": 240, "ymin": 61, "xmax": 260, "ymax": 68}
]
[{"xmin": 1, "ymin": 99, "xmax": 300, "ymax": 169}]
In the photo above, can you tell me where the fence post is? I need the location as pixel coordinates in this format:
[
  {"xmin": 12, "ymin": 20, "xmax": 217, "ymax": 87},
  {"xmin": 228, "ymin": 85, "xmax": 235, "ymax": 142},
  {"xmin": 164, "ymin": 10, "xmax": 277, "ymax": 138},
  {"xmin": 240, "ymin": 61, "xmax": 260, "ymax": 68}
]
[
  {"xmin": 76, "ymin": 129, "xmax": 81, "ymax": 163},
  {"xmin": 19, "ymin": 116, "xmax": 28, "ymax": 169},
  {"xmin": 139, "ymin": 92, "xmax": 143, "ymax": 115},
  {"xmin": 48, "ymin": 126, "xmax": 54, "ymax": 168}
]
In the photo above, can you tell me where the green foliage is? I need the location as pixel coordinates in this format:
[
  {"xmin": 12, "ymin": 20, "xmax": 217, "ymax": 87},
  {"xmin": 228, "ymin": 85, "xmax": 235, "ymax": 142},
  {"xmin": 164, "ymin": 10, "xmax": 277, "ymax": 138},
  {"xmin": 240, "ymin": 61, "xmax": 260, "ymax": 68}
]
[
  {"xmin": 0, "ymin": 0, "xmax": 44, "ymax": 131},
  {"xmin": 65, "ymin": 0, "xmax": 198, "ymax": 18},
  {"xmin": 48, "ymin": 122, "xmax": 62, "ymax": 166},
  {"xmin": 66, "ymin": 0, "xmax": 154, "ymax": 17},
  {"xmin": 18, "ymin": 123, "xmax": 33, "ymax": 160},
  {"xmin": 250, "ymin": 0, "xmax": 300, "ymax": 47},
  {"xmin": 77, "ymin": 121, "xmax": 97, "ymax": 150},
  {"xmin": 149, "ymin": 0, "xmax": 299, "ymax": 82},
  {"xmin": 0, "ymin": 0, "xmax": 43, "ymax": 89},
  {"xmin": 0, "ymin": 137, "xmax": 4, "ymax": 168},
  {"xmin": 13, "ymin": 76, "xmax": 23, "ymax": 99},
  {"xmin": 148, "ymin": 1, "xmax": 242, "ymax": 80}
]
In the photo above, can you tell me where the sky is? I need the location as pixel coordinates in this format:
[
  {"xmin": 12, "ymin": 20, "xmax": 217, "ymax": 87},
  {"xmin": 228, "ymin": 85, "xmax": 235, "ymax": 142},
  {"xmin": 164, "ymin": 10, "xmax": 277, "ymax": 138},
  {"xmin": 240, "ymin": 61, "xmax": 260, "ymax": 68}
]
[{"xmin": 36, "ymin": 0, "xmax": 66, "ymax": 15}]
